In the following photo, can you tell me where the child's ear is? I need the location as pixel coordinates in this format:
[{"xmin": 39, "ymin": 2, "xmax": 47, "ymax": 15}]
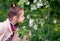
[{"xmin": 13, "ymin": 16, "xmax": 17, "ymax": 19}]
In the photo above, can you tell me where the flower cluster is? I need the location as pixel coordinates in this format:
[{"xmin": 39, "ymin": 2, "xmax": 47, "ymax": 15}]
[{"xmin": 25, "ymin": 0, "xmax": 43, "ymax": 11}]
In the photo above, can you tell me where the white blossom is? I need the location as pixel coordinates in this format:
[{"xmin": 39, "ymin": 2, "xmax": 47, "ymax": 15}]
[
  {"xmin": 29, "ymin": 18, "xmax": 34, "ymax": 27},
  {"xmin": 27, "ymin": 14, "xmax": 30, "ymax": 19},
  {"xmin": 53, "ymin": 20, "xmax": 57, "ymax": 24},
  {"xmin": 45, "ymin": 5, "xmax": 50, "ymax": 8},
  {"xmin": 26, "ymin": 1, "xmax": 30, "ymax": 5},
  {"xmin": 33, "ymin": 0, "xmax": 37, "ymax": 3},
  {"xmin": 45, "ymin": 39, "xmax": 49, "ymax": 41},
  {"xmin": 22, "ymin": 26, "xmax": 26, "ymax": 29},
  {"xmin": 36, "ymin": 2, "xmax": 43, "ymax": 8},
  {"xmin": 39, "ymin": 0, "xmax": 42, "ymax": 3},
  {"xmin": 41, "ymin": 23, "xmax": 44, "ymax": 27},
  {"xmin": 45, "ymin": 16, "xmax": 48, "ymax": 19},
  {"xmin": 31, "ymin": 5, "xmax": 37, "ymax": 11},
  {"xmin": 33, "ymin": 24, "xmax": 38, "ymax": 30},
  {"xmin": 40, "ymin": 19, "xmax": 44, "ymax": 27}
]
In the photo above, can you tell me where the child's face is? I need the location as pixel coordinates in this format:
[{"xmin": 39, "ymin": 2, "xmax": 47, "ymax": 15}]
[{"xmin": 17, "ymin": 10, "xmax": 25, "ymax": 23}]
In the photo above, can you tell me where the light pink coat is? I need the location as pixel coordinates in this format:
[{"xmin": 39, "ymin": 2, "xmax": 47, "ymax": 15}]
[{"xmin": 0, "ymin": 19, "xmax": 20, "ymax": 41}]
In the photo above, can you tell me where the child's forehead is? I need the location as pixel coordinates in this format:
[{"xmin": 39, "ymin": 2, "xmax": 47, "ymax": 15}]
[
  {"xmin": 18, "ymin": 10, "xmax": 24, "ymax": 16},
  {"xmin": 19, "ymin": 10, "xmax": 24, "ymax": 14}
]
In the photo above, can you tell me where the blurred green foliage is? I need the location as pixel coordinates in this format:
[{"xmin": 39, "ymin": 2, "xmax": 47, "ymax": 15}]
[{"xmin": 0, "ymin": 0, "xmax": 60, "ymax": 41}]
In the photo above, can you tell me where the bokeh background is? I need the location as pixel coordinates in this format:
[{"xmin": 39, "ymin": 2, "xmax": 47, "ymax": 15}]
[{"xmin": 0, "ymin": 0, "xmax": 60, "ymax": 41}]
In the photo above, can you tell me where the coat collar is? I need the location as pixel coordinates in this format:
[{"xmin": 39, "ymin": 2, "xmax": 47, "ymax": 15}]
[{"xmin": 4, "ymin": 18, "xmax": 13, "ymax": 33}]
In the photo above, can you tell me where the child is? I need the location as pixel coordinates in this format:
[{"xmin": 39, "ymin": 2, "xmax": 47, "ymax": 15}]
[{"xmin": 0, "ymin": 3, "xmax": 25, "ymax": 41}]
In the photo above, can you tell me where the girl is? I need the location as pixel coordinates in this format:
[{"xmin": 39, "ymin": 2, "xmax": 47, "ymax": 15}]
[{"xmin": 0, "ymin": 3, "xmax": 25, "ymax": 41}]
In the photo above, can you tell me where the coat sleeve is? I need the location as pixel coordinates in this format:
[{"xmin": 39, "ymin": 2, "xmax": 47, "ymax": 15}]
[
  {"xmin": 12, "ymin": 30, "xmax": 21, "ymax": 41},
  {"xmin": 0, "ymin": 23, "xmax": 4, "ymax": 35},
  {"xmin": 0, "ymin": 23, "xmax": 6, "ymax": 41},
  {"xmin": 11, "ymin": 31, "xmax": 21, "ymax": 41}
]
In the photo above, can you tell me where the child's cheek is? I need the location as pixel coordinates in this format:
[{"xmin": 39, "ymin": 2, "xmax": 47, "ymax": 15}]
[{"xmin": 18, "ymin": 17, "xmax": 23, "ymax": 23}]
